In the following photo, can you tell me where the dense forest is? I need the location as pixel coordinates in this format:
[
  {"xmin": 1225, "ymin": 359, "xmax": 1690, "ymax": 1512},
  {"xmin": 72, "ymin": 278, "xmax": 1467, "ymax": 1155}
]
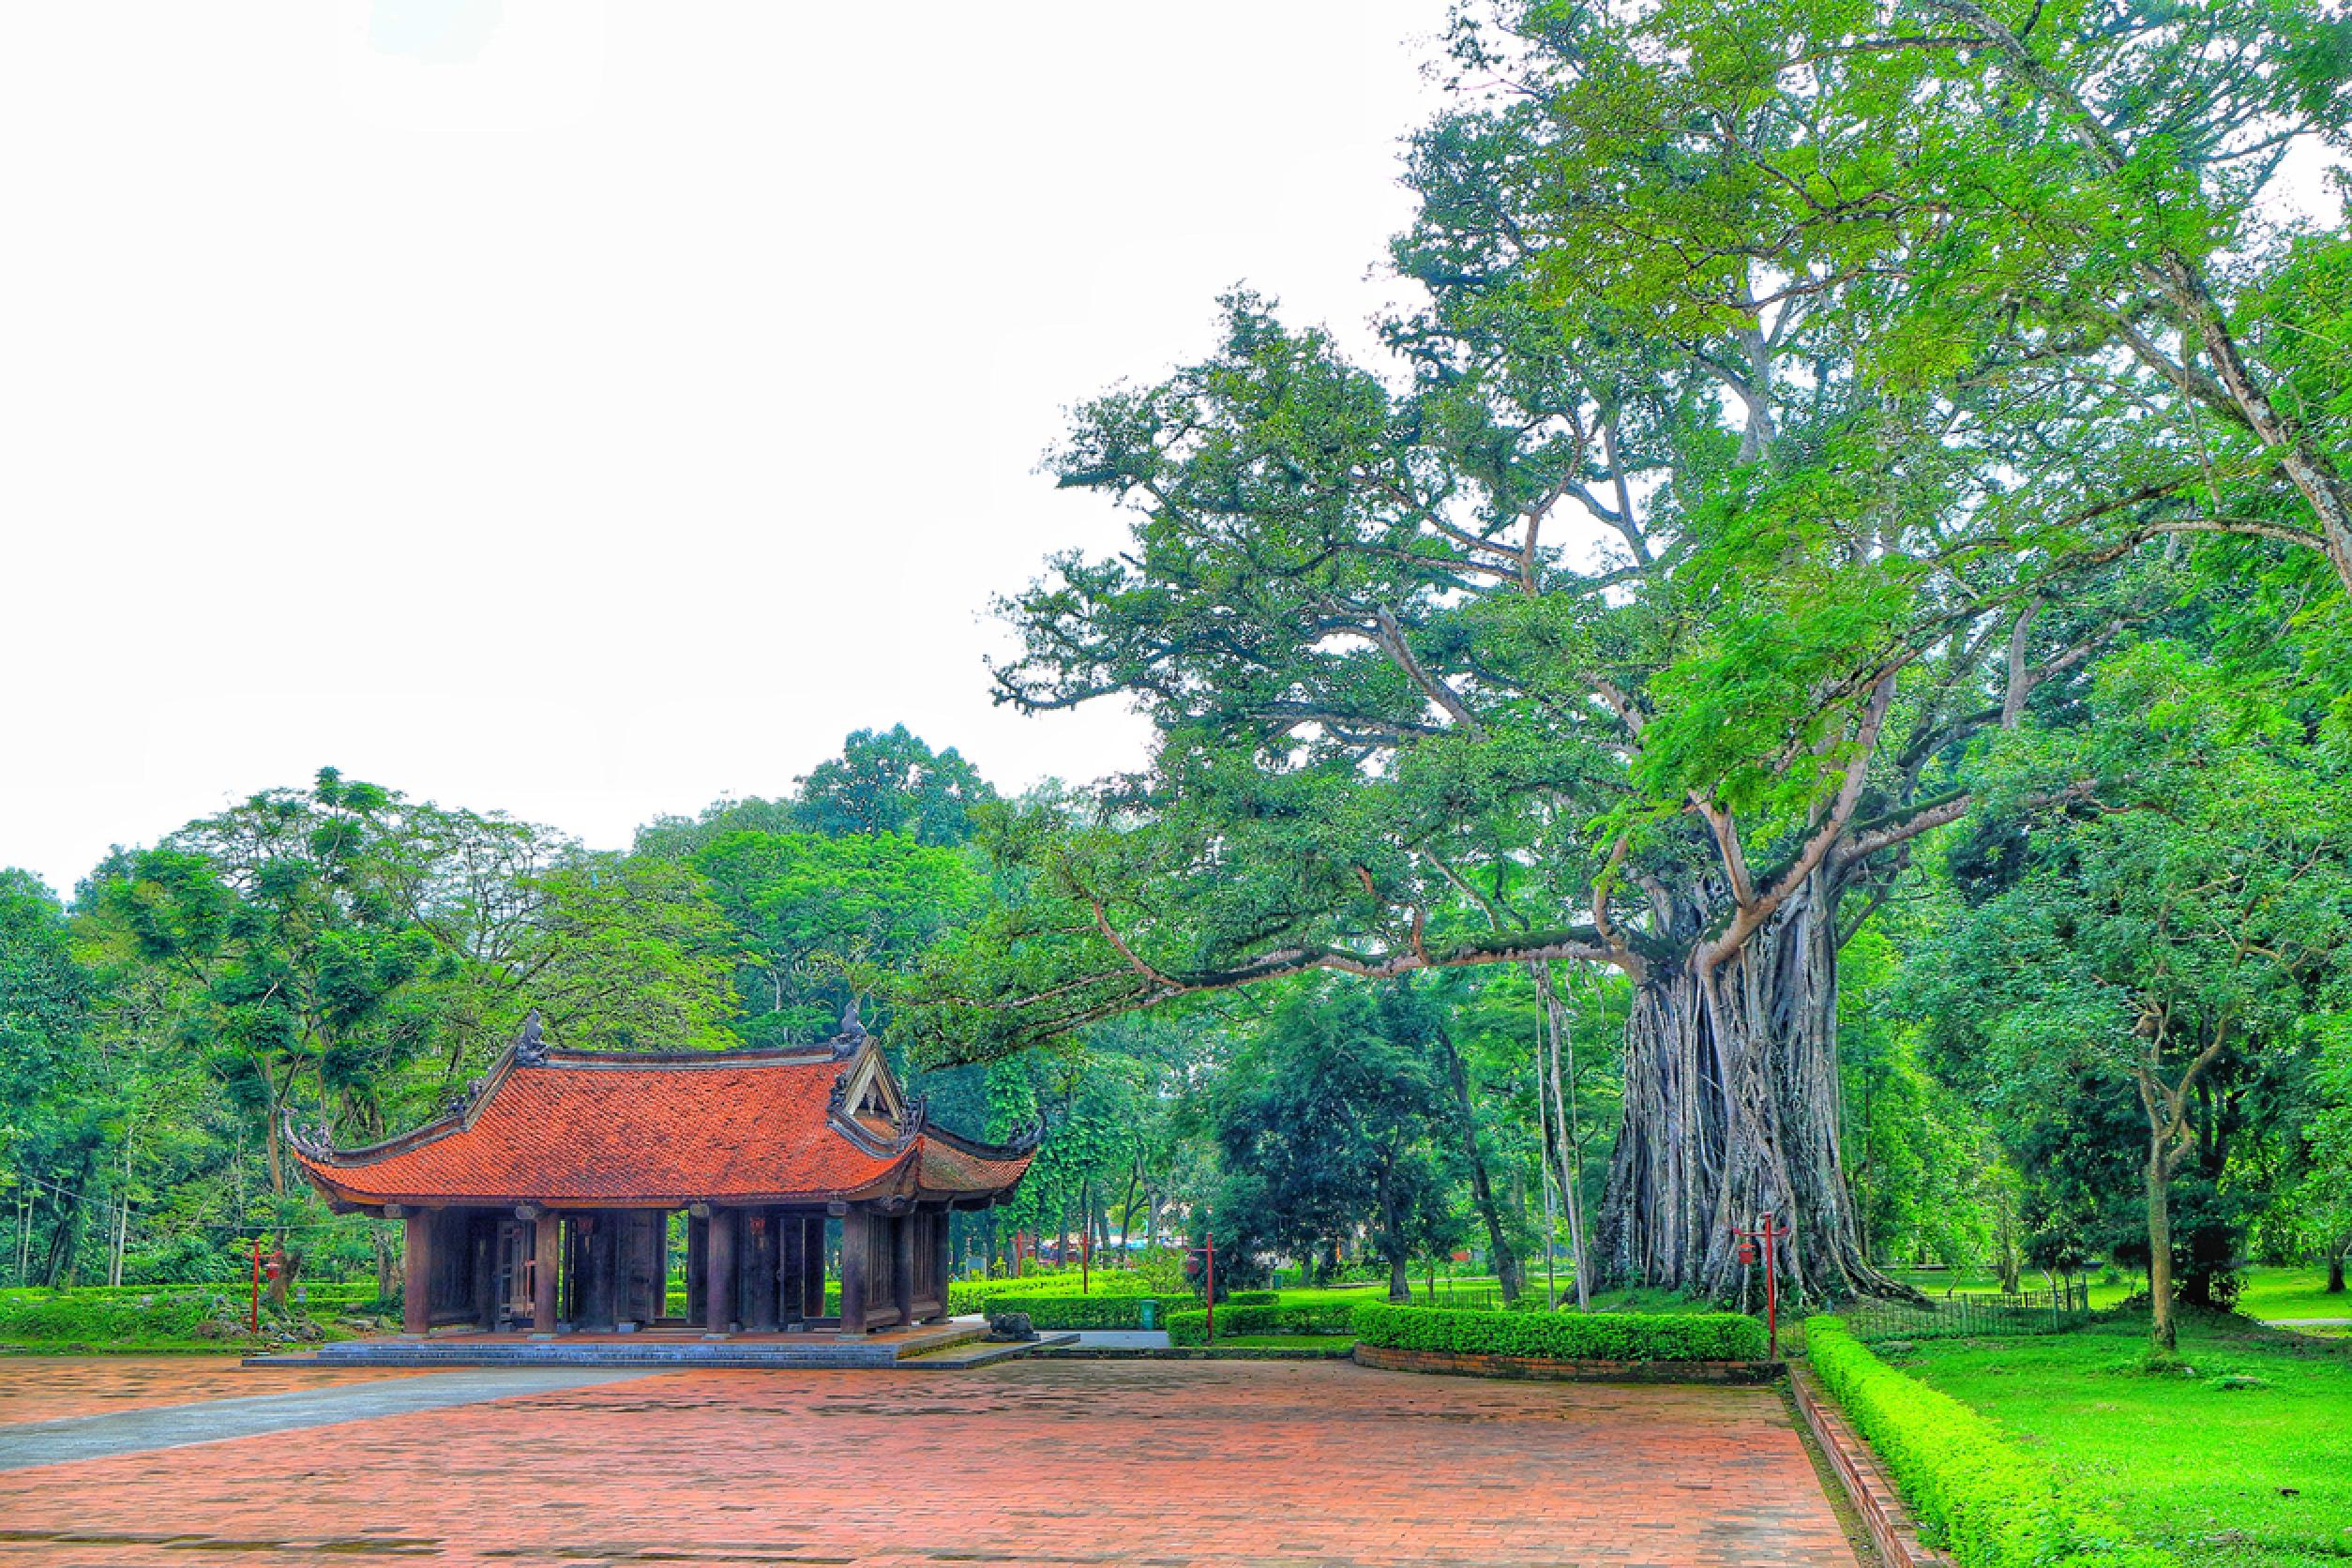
[{"xmin": 7, "ymin": 0, "xmax": 2352, "ymax": 1362}]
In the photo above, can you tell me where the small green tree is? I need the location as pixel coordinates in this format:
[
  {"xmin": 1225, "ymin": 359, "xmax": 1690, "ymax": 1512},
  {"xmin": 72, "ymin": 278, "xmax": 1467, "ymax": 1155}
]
[{"xmin": 1205, "ymin": 985, "xmax": 1457, "ymax": 1299}]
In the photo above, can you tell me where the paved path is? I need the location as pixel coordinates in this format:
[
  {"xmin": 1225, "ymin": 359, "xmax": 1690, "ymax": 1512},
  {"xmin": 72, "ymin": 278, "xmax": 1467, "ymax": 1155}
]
[
  {"xmin": 1066, "ymin": 1328, "xmax": 1173, "ymax": 1348},
  {"xmin": 0, "ymin": 1365, "xmax": 653, "ymax": 1471},
  {"xmin": 2272, "ymin": 1317, "xmax": 2352, "ymax": 1327},
  {"xmin": 0, "ymin": 1354, "xmax": 426, "ymax": 1426},
  {"xmin": 0, "ymin": 1358, "xmax": 1859, "ymax": 1566}
]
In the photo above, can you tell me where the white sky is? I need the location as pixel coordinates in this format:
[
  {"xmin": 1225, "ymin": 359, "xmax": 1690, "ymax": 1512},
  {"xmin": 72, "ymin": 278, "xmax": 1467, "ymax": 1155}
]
[{"xmin": 0, "ymin": 1, "xmax": 1456, "ymax": 897}]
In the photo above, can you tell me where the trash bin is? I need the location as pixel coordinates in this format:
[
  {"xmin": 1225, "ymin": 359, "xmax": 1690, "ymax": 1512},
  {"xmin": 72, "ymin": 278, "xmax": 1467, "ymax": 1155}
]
[{"xmin": 1139, "ymin": 1300, "xmax": 1157, "ymax": 1330}]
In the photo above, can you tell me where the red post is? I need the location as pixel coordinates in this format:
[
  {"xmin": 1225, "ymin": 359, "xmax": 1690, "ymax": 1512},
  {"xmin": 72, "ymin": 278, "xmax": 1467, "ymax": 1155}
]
[
  {"xmin": 249, "ymin": 1237, "xmax": 262, "ymax": 1334},
  {"xmin": 1730, "ymin": 1211, "xmax": 1789, "ymax": 1362},
  {"xmin": 1204, "ymin": 1230, "xmax": 1216, "ymax": 1346}
]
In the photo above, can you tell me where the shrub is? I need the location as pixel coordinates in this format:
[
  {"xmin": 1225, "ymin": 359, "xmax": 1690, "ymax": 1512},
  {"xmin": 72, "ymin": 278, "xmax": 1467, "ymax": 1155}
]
[
  {"xmin": 1804, "ymin": 1317, "xmax": 2174, "ymax": 1568},
  {"xmin": 1349, "ymin": 1304, "xmax": 1767, "ymax": 1362},
  {"xmin": 972, "ymin": 1293, "xmax": 1173, "ymax": 1330},
  {"xmin": 946, "ymin": 1272, "xmax": 1160, "ymax": 1314},
  {"xmin": 1166, "ymin": 1303, "xmax": 1358, "ymax": 1345},
  {"xmin": 0, "ymin": 1288, "xmax": 256, "ymax": 1344}
]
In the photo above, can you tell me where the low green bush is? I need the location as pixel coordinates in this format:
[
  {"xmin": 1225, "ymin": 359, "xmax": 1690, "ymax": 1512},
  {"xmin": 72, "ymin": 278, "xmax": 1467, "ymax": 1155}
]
[
  {"xmin": 1804, "ymin": 1317, "xmax": 2174, "ymax": 1568},
  {"xmin": 1165, "ymin": 1303, "xmax": 1357, "ymax": 1345},
  {"xmin": 1349, "ymin": 1303, "xmax": 1767, "ymax": 1362},
  {"xmin": 0, "ymin": 1288, "xmax": 262, "ymax": 1345},
  {"xmin": 973, "ymin": 1293, "xmax": 1175, "ymax": 1330},
  {"xmin": 945, "ymin": 1272, "xmax": 1160, "ymax": 1314}
]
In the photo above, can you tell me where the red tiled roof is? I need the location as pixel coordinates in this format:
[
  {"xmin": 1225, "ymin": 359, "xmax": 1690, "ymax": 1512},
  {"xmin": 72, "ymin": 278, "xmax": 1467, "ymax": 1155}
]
[{"xmin": 291, "ymin": 1046, "xmax": 1033, "ymax": 1210}]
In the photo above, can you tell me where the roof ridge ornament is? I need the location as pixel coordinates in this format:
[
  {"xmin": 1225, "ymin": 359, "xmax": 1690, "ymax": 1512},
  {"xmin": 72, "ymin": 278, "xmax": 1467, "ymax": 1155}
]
[
  {"xmin": 283, "ymin": 1108, "xmax": 335, "ymax": 1160},
  {"xmin": 830, "ymin": 994, "xmax": 867, "ymax": 1058},
  {"xmin": 514, "ymin": 1009, "xmax": 550, "ymax": 1066}
]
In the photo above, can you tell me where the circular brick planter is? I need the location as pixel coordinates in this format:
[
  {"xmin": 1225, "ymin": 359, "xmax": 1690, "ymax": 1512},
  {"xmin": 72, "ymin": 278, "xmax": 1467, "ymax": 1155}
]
[{"xmin": 1352, "ymin": 1341, "xmax": 1783, "ymax": 1384}]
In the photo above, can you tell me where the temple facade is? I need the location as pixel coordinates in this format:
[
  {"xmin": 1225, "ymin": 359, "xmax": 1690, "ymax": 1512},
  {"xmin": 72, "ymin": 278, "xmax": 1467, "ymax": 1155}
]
[{"xmin": 289, "ymin": 1012, "xmax": 1036, "ymax": 1338}]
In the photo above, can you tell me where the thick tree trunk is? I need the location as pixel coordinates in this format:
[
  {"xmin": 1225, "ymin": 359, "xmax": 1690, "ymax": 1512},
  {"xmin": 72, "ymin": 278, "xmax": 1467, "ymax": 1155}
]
[
  {"xmin": 1594, "ymin": 877, "xmax": 1891, "ymax": 1304},
  {"xmin": 2327, "ymin": 1233, "xmax": 2347, "ymax": 1295}
]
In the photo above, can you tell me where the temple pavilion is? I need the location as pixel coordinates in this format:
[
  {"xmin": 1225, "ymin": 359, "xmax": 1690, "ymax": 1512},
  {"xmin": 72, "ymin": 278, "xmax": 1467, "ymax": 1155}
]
[{"xmin": 289, "ymin": 1010, "xmax": 1036, "ymax": 1339}]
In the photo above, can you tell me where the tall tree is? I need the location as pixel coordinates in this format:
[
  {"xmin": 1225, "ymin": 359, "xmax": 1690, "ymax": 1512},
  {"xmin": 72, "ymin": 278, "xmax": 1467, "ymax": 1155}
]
[
  {"xmin": 693, "ymin": 829, "xmax": 983, "ymax": 1044},
  {"xmin": 1922, "ymin": 645, "xmax": 2352, "ymax": 1349},
  {"xmin": 0, "ymin": 870, "xmax": 99, "ymax": 1284},
  {"xmin": 793, "ymin": 726, "xmax": 997, "ymax": 847}
]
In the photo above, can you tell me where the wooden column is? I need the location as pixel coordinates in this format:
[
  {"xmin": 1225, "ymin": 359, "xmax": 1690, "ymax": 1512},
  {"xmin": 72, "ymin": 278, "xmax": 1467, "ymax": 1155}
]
[
  {"xmin": 532, "ymin": 1212, "xmax": 560, "ymax": 1332},
  {"xmin": 471, "ymin": 1215, "xmax": 496, "ymax": 1329},
  {"xmin": 704, "ymin": 1208, "xmax": 737, "ymax": 1333},
  {"xmin": 622, "ymin": 1211, "xmax": 659, "ymax": 1327},
  {"xmin": 892, "ymin": 1211, "xmax": 917, "ymax": 1327},
  {"xmin": 401, "ymin": 1209, "xmax": 431, "ymax": 1335},
  {"xmin": 743, "ymin": 1211, "xmax": 778, "ymax": 1332},
  {"xmin": 927, "ymin": 1208, "xmax": 954, "ymax": 1323},
  {"xmin": 837, "ymin": 1207, "xmax": 867, "ymax": 1334},
  {"xmin": 581, "ymin": 1214, "xmax": 617, "ymax": 1331},
  {"xmin": 778, "ymin": 1212, "xmax": 806, "ymax": 1325},
  {"xmin": 802, "ymin": 1214, "xmax": 827, "ymax": 1321},
  {"xmin": 686, "ymin": 1212, "xmax": 708, "ymax": 1325}
]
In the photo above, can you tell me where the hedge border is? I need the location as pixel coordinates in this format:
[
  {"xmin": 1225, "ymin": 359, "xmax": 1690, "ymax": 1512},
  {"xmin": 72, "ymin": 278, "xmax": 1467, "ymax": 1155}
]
[
  {"xmin": 1349, "ymin": 1303, "xmax": 1768, "ymax": 1363},
  {"xmin": 1165, "ymin": 1303, "xmax": 1357, "ymax": 1345},
  {"xmin": 1802, "ymin": 1317, "xmax": 2174, "ymax": 1568}
]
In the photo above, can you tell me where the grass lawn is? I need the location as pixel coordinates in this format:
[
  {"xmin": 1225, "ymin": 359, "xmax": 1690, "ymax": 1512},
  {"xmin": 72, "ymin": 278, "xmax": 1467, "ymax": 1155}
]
[
  {"xmin": 1886, "ymin": 1309, "xmax": 2352, "ymax": 1568},
  {"xmin": 2235, "ymin": 1269, "xmax": 2352, "ymax": 1323}
]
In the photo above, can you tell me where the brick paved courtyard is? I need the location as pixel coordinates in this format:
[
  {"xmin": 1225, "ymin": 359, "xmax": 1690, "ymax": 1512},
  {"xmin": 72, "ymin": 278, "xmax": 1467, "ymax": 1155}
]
[{"xmin": 0, "ymin": 1357, "xmax": 1861, "ymax": 1567}]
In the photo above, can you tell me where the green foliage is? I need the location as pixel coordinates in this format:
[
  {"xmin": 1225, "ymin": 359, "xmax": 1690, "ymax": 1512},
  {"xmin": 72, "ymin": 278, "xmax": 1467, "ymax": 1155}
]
[
  {"xmin": 792, "ymin": 726, "xmax": 995, "ymax": 847},
  {"xmin": 1349, "ymin": 1303, "xmax": 1765, "ymax": 1363},
  {"xmin": 972, "ymin": 1292, "xmax": 1180, "ymax": 1330},
  {"xmin": 1895, "ymin": 1310, "xmax": 2352, "ymax": 1566},
  {"xmin": 691, "ymin": 827, "xmax": 982, "ymax": 1044},
  {"xmin": 1805, "ymin": 1318, "xmax": 2175, "ymax": 1568},
  {"xmin": 1916, "ymin": 645, "xmax": 2352, "ymax": 1334},
  {"xmin": 1199, "ymin": 982, "xmax": 1460, "ymax": 1290},
  {"xmin": 0, "ymin": 1286, "xmax": 354, "ymax": 1349},
  {"xmin": 1165, "ymin": 1303, "xmax": 1357, "ymax": 1345}
]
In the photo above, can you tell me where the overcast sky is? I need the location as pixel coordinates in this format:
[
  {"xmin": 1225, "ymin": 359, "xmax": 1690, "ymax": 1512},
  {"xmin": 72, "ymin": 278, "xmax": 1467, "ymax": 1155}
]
[{"xmin": 0, "ymin": 1, "xmax": 1458, "ymax": 897}]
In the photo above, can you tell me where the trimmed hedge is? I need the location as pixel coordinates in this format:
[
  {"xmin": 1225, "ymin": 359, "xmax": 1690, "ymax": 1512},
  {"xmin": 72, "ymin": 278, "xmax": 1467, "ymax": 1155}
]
[
  {"xmin": 974, "ymin": 1293, "xmax": 1175, "ymax": 1330},
  {"xmin": 1349, "ymin": 1303, "xmax": 1768, "ymax": 1363},
  {"xmin": 945, "ymin": 1274, "xmax": 1167, "ymax": 1314},
  {"xmin": 1166, "ymin": 1303, "xmax": 1358, "ymax": 1345},
  {"xmin": 1804, "ymin": 1318, "xmax": 2173, "ymax": 1568}
]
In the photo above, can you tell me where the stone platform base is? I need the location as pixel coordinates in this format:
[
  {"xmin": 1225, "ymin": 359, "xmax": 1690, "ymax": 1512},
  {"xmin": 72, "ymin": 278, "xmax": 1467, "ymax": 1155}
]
[
  {"xmin": 1351, "ymin": 1342, "xmax": 1783, "ymax": 1384},
  {"xmin": 253, "ymin": 1321, "xmax": 1009, "ymax": 1370}
]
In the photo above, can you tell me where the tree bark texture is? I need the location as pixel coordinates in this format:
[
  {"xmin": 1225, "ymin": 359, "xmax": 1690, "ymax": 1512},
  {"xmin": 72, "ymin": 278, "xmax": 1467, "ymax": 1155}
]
[
  {"xmin": 1593, "ymin": 875, "xmax": 1886, "ymax": 1303},
  {"xmin": 2146, "ymin": 1147, "xmax": 2177, "ymax": 1352}
]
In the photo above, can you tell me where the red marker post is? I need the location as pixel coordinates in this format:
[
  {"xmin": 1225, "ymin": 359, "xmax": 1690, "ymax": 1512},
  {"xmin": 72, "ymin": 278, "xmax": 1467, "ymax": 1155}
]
[
  {"xmin": 1729, "ymin": 1212, "xmax": 1791, "ymax": 1361},
  {"xmin": 1184, "ymin": 1230, "xmax": 1217, "ymax": 1343}
]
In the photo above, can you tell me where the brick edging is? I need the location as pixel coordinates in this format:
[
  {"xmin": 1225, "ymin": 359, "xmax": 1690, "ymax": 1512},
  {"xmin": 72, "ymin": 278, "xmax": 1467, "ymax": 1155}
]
[
  {"xmin": 1350, "ymin": 1342, "xmax": 1781, "ymax": 1384},
  {"xmin": 1788, "ymin": 1366, "xmax": 1955, "ymax": 1568}
]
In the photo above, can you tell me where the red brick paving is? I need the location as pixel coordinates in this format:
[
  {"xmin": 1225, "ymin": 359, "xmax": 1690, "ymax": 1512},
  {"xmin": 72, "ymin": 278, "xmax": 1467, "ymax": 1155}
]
[
  {"xmin": 0, "ymin": 1355, "xmax": 425, "ymax": 1427},
  {"xmin": 0, "ymin": 1360, "xmax": 1859, "ymax": 1566}
]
